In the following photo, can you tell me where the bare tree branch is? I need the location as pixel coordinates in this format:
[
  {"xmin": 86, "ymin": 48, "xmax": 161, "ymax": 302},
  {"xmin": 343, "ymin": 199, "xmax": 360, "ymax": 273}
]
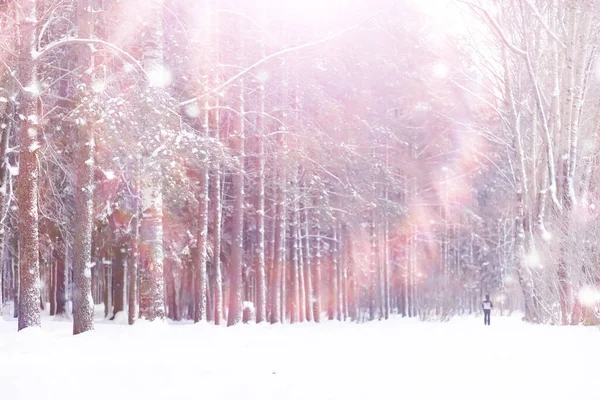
[{"xmin": 178, "ymin": 11, "xmax": 383, "ymax": 108}]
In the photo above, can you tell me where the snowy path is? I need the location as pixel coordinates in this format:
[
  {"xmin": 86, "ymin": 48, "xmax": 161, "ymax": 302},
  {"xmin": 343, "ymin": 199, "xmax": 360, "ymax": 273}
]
[{"xmin": 1, "ymin": 315, "xmax": 598, "ymax": 399}]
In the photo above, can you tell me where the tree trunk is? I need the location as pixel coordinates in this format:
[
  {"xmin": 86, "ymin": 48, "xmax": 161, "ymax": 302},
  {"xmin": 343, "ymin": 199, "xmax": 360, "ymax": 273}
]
[
  {"xmin": 383, "ymin": 212, "xmax": 390, "ymax": 320},
  {"xmin": 49, "ymin": 258, "xmax": 56, "ymax": 316},
  {"xmin": 345, "ymin": 224, "xmax": 357, "ymax": 321},
  {"xmin": 338, "ymin": 223, "xmax": 346, "ymax": 320},
  {"xmin": 271, "ymin": 178, "xmax": 285, "ymax": 324},
  {"xmin": 195, "ymin": 166, "xmax": 208, "ymax": 322},
  {"xmin": 128, "ymin": 168, "xmax": 140, "ymax": 325},
  {"xmin": 369, "ymin": 210, "xmax": 377, "ymax": 321},
  {"xmin": 192, "ymin": 0, "xmax": 214, "ymax": 325},
  {"xmin": 227, "ymin": 74, "xmax": 245, "ymax": 327},
  {"xmin": 139, "ymin": 181, "xmax": 166, "ymax": 321},
  {"xmin": 312, "ymin": 196, "xmax": 322, "ymax": 322},
  {"xmin": 71, "ymin": 0, "xmax": 96, "ymax": 335},
  {"xmin": 290, "ymin": 188, "xmax": 300, "ymax": 324},
  {"xmin": 302, "ymin": 195, "xmax": 313, "ymax": 322},
  {"xmin": 12, "ymin": 237, "xmax": 19, "ymax": 319},
  {"xmin": 265, "ymin": 191, "xmax": 276, "ymax": 322},
  {"xmin": 103, "ymin": 259, "xmax": 111, "ymax": 318},
  {"xmin": 254, "ymin": 68, "xmax": 267, "ymax": 324},
  {"xmin": 16, "ymin": 0, "xmax": 41, "ymax": 331},
  {"xmin": 138, "ymin": 0, "xmax": 166, "ymax": 322},
  {"xmin": 211, "ymin": 170, "xmax": 223, "ymax": 324},
  {"xmin": 165, "ymin": 260, "xmax": 177, "ymax": 321},
  {"xmin": 0, "ymin": 101, "xmax": 11, "ymax": 310},
  {"xmin": 111, "ymin": 240, "xmax": 125, "ymax": 319},
  {"xmin": 329, "ymin": 225, "xmax": 339, "ymax": 321},
  {"xmin": 295, "ymin": 188, "xmax": 306, "ymax": 323}
]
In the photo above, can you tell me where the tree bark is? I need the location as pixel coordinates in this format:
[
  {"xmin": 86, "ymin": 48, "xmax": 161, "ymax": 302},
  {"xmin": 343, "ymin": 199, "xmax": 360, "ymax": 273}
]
[
  {"xmin": 138, "ymin": 0, "xmax": 166, "ymax": 322},
  {"xmin": 290, "ymin": 185, "xmax": 300, "ymax": 324},
  {"xmin": 295, "ymin": 185, "xmax": 306, "ymax": 323},
  {"xmin": 12, "ymin": 237, "xmax": 19, "ymax": 319},
  {"xmin": 111, "ymin": 240, "xmax": 126, "ymax": 319},
  {"xmin": 72, "ymin": 0, "xmax": 96, "ymax": 335},
  {"xmin": 301, "ymin": 194, "xmax": 313, "ymax": 322},
  {"xmin": 195, "ymin": 166, "xmax": 209, "ymax": 323},
  {"xmin": 383, "ymin": 211, "xmax": 390, "ymax": 320},
  {"xmin": 16, "ymin": 0, "xmax": 41, "ymax": 331},
  {"xmin": 139, "ymin": 181, "xmax": 166, "ymax": 321},
  {"xmin": 254, "ymin": 58, "xmax": 267, "ymax": 324},
  {"xmin": 0, "ymin": 100, "xmax": 12, "ymax": 310},
  {"xmin": 312, "ymin": 196, "xmax": 322, "ymax": 322},
  {"xmin": 329, "ymin": 225, "xmax": 339, "ymax": 320},
  {"xmin": 128, "ymin": 168, "xmax": 140, "ymax": 325},
  {"xmin": 49, "ymin": 258, "xmax": 56, "ymax": 316},
  {"xmin": 271, "ymin": 176, "xmax": 286, "ymax": 324},
  {"xmin": 227, "ymin": 76, "xmax": 245, "ymax": 326},
  {"xmin": 211, "ymin": 170, "xmax": 223, "ymax": 324}
]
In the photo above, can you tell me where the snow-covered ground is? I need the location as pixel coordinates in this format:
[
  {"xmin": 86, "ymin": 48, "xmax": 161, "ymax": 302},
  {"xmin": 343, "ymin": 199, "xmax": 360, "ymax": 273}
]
[{"xmin": 2, "ymin": 311, "xmax": 599, "ymax": 400}]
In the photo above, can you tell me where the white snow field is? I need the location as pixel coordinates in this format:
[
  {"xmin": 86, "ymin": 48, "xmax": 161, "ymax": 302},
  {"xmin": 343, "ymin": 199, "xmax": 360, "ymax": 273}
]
[{"xmin": 2, "ymin": 313, "xmax": 599, "ymax": 400}]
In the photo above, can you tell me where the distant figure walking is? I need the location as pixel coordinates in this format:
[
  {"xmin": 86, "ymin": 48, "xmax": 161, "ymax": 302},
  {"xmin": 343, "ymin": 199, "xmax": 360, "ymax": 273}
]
[{"xmin": 482, "ymin": 295, "xmax": 493, "ymax": 326}]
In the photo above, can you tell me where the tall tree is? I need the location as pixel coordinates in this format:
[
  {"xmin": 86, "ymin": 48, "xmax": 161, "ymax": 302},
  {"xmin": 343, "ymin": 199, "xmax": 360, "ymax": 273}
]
[
  {"xmin": 16, "ymin": 0, "xmax": 41, "ymax": 331},
  {"xmin": 72, "ymin": 0, "xmax": 96, "ymax": 335},
  {"xmin": 138, "ymin": 0, "xmax": 166, "ymax": 321}
]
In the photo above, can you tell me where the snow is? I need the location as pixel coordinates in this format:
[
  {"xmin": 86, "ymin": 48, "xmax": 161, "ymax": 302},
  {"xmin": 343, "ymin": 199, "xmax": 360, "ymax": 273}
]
[
  {"xmin": 1, "ymin": 313, "xmax": 599, "ymax": 399},
  {"xmin": 523, "ymin": 249, "xmax": 541, "ymax": 267},
  {"xmin": 23, "ymin": 84, "xmax": 40, "ymax": 96},
  {"xmin": 147, "ymin": 65, "xmax": 172, "ymax": 88},
  {"xmin": 184, "ymin": 103, "xmax": 201, "ymax": 118},
  {"xmin": 103, "ymin": 170, "xmax": 116, "ymax": 180},
  {"xmin": 92, "ymin": 80, "xmax": 106, "ymax": 93}
]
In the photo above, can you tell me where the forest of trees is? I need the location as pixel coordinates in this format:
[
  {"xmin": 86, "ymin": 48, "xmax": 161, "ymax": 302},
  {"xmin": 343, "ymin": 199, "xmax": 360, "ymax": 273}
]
[{"xmin": 1, "ymin": 0, "xmax": 600, "ymax": 334}]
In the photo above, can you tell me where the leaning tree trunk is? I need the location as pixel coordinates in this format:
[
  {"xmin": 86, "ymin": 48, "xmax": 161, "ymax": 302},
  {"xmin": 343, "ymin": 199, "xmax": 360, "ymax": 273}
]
[
  {"xmin": 138, "ymin": 0, "xmax": 166, "ymax": 322},
  {"xmin": 16, "ymin": 0, "xmax": 41, "ymax": 331}
]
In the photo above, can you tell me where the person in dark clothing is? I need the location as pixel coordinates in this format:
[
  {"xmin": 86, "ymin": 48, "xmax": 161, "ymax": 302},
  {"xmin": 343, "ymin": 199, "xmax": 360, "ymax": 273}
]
[{"xmin": 482, "ymin": 294, "xmax": 493, "ymax": 325}]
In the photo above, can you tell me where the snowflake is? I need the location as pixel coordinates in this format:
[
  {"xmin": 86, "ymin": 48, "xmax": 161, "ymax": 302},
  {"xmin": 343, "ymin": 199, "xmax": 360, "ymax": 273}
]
[
  {"xmin": 185, "ymin": 104, "xmax": 201, "ymax": 118},
  {"xmin": 147, "ymin": 65, "xmax": 172, "ymax": 88}
]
